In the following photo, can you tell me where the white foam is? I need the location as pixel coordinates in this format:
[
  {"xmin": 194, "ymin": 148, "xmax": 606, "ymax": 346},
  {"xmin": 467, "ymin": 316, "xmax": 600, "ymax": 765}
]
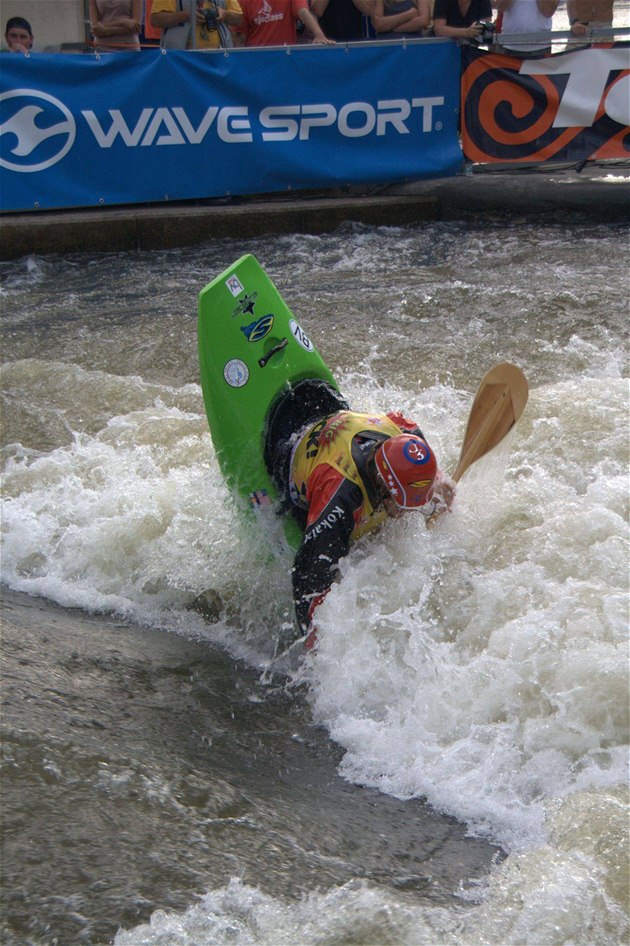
[
  {"xmin": 303, "ymin": 376, "xmax": 629, "ymax": 856},
  {"xmin": 0, "ymin": 372, "xmax": 293, "ymax": 665},
  {"xmin": 112, "ymin": 829, "xmax": 629, "ymax": 946},
  {"xmin": 2, "ymin": 373, "xmax": 627, "ymax": 858}
]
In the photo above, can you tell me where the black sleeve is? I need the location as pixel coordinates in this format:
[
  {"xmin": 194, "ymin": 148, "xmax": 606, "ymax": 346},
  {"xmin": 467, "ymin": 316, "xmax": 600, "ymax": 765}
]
[
  {"xmin": 292, "ymin": 478, "xmax": 363, "ymax": 635},
  {"xmin": 432, "ymin": 0, "xmax": 449, "ymax": 19}
]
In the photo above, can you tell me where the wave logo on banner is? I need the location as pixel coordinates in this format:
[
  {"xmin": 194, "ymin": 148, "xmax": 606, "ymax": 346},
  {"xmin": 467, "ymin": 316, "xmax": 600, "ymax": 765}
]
[
  {"xmin": 461, "ymin": 43, "xmax": 630, "ymax": 164},
  {"xmin": 0, "ymin": 89, "xmax": 76, "ymax": 173}
]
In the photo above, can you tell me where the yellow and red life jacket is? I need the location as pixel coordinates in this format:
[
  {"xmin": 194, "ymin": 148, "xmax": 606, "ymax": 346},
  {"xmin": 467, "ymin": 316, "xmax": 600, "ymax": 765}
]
[{"xmin": 290, "ymin": 410, "xmax": 405, "ymax": 539}]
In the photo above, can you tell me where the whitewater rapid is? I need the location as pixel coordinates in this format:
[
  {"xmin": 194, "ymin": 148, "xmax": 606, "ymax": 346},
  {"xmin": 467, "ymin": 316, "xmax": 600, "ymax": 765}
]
[{"xmin": 1, "ymin": 220, "xmax": 628, "ymax": 945}]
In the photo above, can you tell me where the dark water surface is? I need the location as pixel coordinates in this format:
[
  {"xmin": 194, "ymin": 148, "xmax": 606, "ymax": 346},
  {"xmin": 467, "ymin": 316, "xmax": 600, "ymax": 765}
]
[{"xmin": 1, "ymin": 588, "xmax": 500, "ymax": 945}]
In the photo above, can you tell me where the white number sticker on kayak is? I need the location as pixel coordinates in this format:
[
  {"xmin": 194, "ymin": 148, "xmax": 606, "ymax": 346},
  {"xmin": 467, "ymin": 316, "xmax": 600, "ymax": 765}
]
[{"xmin": 289, "ymin": 319, "xmax": 313, "ymax": 352}]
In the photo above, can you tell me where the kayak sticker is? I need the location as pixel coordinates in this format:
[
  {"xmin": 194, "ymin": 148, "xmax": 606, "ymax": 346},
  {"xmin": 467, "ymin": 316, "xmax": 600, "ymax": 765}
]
[
  {"xmin": 241, "ymin": 314, "xmax": 274, "ymax": 342},
  {"xmin": 226, "ymin": 274, "xmax": 244, "ymax": 297},
  {"xmin": 223, "ymin": 358, "xmax": 249, "ymax": 388},
  {"xmin": 249, "ymin": 489, "xmax": 271, "ymax": 508},
  {"xmin": 404, "ymin": 440, "xmax": 433, "ymax": 465},
  {"xmin": 289, "ymin": 319, "xmax": 313, "ymax": 352},
  {"xmin": 232, "ymin": 292, "xmax": 257, "ymax": 318}
]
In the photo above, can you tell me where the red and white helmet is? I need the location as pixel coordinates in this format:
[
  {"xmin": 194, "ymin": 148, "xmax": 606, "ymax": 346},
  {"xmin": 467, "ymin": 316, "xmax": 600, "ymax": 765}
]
[{"xmin": 374, "ymin": 435, "xmax": 437, "ymax": 509}]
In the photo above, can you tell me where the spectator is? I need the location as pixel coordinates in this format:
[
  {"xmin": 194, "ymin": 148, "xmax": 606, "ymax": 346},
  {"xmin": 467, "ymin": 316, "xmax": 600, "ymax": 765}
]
[
  {"xmin": 4, "ymin": 16, "xmax": 33, "ymax": 52},
  {"xmin": 432, "ymin": 0, "xmax": 492, "ymax": 41},
  {"xmin": 151, "ymin": 0, "xmax": 243, "ymax": 49},
  {"xmin": 495, "ymin": 0, "xmax": 558, "ymax": 55},
  {"xmin": 238, "ymin": 0, "xmax": 334, "ymax": 45},
  {"xmin": 310, "ymin": 0, "xmax": 371, "ymax": 41},
  {"xmin": 371, "ymin": 0, "xmax": 430, "ymax": 39},
  {"xmin": 89, "ymin": 0, "xmax": 142, "ymax": 51},
  {"xmin": 567, "ymin": 0, "xmax": 614, "ymax": 36}
]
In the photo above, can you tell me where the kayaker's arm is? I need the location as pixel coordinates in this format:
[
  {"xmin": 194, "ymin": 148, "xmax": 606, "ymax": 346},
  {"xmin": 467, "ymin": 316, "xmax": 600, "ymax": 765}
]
[
  {"xmin": 292, "ymin": 474, "xmax": 362, "ymax": 641},
  {"xmin": 385, "ymin": 410, "xmax": 425, "ymax": 439}
]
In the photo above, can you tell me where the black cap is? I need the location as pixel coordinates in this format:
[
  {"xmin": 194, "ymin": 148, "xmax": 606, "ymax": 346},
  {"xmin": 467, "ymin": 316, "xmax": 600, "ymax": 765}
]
[{"xmin": 5, "ymin": 17, "xmax": 33, "ymax": 37}]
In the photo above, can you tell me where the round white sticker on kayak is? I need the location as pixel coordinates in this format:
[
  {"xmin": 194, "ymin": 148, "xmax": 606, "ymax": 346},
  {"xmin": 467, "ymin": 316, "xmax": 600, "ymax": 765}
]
[
  {"xmin": 289, "ymin": 319, "xmax": 314, "ymax": 352},
  {"xmin": 224, "ymin": 359, "xmax": 249, "ymax": 388}
]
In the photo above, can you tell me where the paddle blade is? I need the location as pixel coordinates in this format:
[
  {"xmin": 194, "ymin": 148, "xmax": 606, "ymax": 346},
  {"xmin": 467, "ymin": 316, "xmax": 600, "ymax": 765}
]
[{"xmin": 452, "ymin": 363, "xmax": 528, "ymax": 482}]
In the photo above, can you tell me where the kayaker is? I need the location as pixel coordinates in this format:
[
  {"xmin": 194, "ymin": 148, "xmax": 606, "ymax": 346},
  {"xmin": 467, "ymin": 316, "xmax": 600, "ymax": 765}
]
[{"xmin": 265, "ymin": 380, "xmax": 456, "ymax": 648}]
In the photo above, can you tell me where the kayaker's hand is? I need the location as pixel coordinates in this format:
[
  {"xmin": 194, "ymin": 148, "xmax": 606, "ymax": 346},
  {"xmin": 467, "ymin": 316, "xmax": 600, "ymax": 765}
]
[
  {"xmin": 424, "ymin": 471, "xmax": 456, "ymax": 528},
  {"xmin": 433, "ymin": 470, "xmax": 456, "ymax": 512}
]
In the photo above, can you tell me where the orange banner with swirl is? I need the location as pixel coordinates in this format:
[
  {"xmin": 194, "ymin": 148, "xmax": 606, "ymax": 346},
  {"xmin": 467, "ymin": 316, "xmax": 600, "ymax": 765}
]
[{"xmin": 461, "ymin": 42, "xmax": 630, "ymax": 164}]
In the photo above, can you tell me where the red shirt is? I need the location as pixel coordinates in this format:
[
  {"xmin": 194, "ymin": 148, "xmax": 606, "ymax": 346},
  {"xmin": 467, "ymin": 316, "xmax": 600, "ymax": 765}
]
[{"xmin": 240, "ymin": 0, "xmax": 308, "ymax": 46}]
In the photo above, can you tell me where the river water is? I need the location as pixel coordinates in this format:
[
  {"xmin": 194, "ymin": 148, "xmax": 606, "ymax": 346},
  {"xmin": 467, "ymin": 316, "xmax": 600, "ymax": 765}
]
[{"xmin": 1, "ymin": 208, "xmax": 628, "ymax": 945}]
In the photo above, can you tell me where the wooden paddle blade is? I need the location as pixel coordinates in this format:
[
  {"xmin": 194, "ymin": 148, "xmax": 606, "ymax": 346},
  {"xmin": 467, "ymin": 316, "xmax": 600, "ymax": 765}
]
[{"xmin": 452, "ymin": 363, "xmax": 528, "ymax": 482}]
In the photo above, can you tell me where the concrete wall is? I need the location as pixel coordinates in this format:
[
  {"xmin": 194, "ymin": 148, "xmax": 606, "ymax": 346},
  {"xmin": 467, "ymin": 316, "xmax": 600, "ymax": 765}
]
[{"xmin": 2, "ymin": 0, "xmax": 87, "ymax": 50}]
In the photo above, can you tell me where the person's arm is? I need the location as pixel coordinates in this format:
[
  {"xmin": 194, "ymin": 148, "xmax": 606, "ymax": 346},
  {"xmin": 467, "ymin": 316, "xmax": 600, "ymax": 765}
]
[
  {"xmin": 390, "ymin": 0, "xmax": 430, "ymax": 32},
  {"xmin": 91, "ymin": 18, "xmax": 140, "ymax": 35},
  {"xmin": 151, "ymin": 2, "xmax": 192, "ymax": 30},
  {"xmin": 372, "ymin": 0, "xmax": 420, "ymax": 32},
  {"xmin": 132, "ymin": 0, "xmax": 142, "ymax": 31},
  {"xmin": 567, "ymin": 0, "xmax": 580, "ymax": 22},
  {"xmin": 292, "ymin": 470, "xmax": 362, "ymax": 641},
  {"xmin": 433, "ymin": 0, "xmax": 491, "ymax": 37},
  {"xmin": 298, "ymin": 6, "xmax": 336, "ymax": 42},
  {"xmin": 567, "ymin": 0, "xmax": 591, "ymax": 33},
  {"xmin": 389, "ymin": 0, "xmax": 431, "ymax": 34},
  {"xmin": 312, "ymin": 0, "xmax": 372, "ymax": 14},
  {"xmin": 89, "ymin": 0, "xmax": 113, "ymax": 37},
  {"xmin": 409, "ymin": 0, "xmax": 431, "ymax": 31},
  {"xmin": 424, "ymin": 469, "xmax": 457, "ymax": 527},
  {"xmin": 90, "ymin": 0, "xmax": 142, "ymax": 35},
  {"xmin": 89, "ymin": 0, "xmax": 102, "ymax": 34},
  {"xmin": 432, "ymin": 16, "xmax": 484, "ymax": 38},
  {"xmin": 218, "ymin": 0, "xmax": 243, "ymax": 27},
  {"xmin": 431, "ymin": 469, "xmax": 456, "ymax": 512},
  {"xmin": 385, "ymin": 410, "xmax": 425, "ymax": 438}
]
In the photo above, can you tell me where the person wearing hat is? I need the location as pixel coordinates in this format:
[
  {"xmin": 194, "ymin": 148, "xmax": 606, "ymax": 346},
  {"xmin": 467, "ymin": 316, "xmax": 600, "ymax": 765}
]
[
  {"xmin": 4, "ymin": 16, "xmax": 34, "ymax": 52},
  {"xmin": 265, "ymin": 381, "xmax": 456, "ymax": 649}
]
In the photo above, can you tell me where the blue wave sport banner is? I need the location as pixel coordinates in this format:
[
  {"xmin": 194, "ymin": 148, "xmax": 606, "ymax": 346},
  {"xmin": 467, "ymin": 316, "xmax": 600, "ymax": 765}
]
[{"xmin": 0, "ymin": 43, "xmax": 462, "ymax": 212}]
